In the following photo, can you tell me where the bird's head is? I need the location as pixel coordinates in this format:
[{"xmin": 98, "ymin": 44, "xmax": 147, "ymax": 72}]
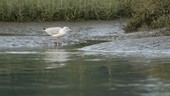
[{"xmin": 63, "ymin": 27, "xmax": 70, "ymax": 32}]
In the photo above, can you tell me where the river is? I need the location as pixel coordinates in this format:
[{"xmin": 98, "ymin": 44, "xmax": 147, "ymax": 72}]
[
  {"xmin": 0, "ymin": 21, "xmax": 170, "ymax": 96},
  {"xmin": 0, "ymin": 47, "xmax": 170, "ymax": 96}
]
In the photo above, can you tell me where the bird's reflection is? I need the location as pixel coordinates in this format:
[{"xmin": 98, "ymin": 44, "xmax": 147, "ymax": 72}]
[{"xmin": 44, "ymin": 49, "xmax": 70, "ymax": 69}]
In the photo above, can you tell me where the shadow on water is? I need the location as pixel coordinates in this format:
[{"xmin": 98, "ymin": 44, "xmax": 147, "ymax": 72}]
[
  {"xmin": 61, "ymin": 40, "xmax": 107, "ymax": 49},
  {"xmin": 0, "ymin": 33, "xmax": 16, "ymax": 36}
]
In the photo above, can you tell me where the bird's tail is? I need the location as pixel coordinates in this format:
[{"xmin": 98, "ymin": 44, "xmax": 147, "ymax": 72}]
[
  {"xmin": 37, "ymin": 28, "xmax": 45, "ymax": 32},
  {"xmin": 43, "ymin": 28, "xmax": 46, "ymax": 30}
]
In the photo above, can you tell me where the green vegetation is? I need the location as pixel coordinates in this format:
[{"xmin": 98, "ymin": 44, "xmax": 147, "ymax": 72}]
[
  {"xmin": 0, "ymin": 0, "xmax": 169, "ymax": 31},
  {"xmin": 0, "ymin": 0, "xmax": 118, "ymax": 21},
  {"xmin": 120, "ymin": 0, "xmax": 170, "ymax": 32}
]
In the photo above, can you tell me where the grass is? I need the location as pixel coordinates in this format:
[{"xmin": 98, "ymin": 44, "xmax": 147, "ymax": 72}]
[
  {"xmin": 0, "ymin": 0, "xmax": 169, "ymax": 32},
  {"xmin": 120, "ymin": 0, "xmax": 170, "ymax": 32},
  {"xmin": 0, "ymin": 0, "xmax": 118, "ymax": 21}
]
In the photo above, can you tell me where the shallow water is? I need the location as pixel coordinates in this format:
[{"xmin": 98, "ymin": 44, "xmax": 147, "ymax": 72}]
[
  {"xmin": 0, "ymin": 21, "xmax": 170, "ymax": 96},
  {"xmin": 0, "ymin": 48, "xmax": 170, "ymax": 96},
  {"xmin": 0, "ymin": 20, "xmax": 124, "ymax": 49}
]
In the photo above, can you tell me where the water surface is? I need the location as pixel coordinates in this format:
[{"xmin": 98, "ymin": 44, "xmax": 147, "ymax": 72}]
[
  {"xmin": 0, "ymin": 21, "xmax": 170, "ymax": 96},
  {"xmin": 0, "ymin": 48, "xmax": 170, "ymax": 96}
]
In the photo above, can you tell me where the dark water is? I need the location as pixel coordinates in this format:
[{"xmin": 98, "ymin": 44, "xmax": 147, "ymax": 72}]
[{"xmin": 0, "ymin": 48, "xmax": 170, "ymax": 96}]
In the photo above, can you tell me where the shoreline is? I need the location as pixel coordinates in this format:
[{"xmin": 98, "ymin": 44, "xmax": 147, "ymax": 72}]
[{"xmin": 0, "ymin": 21, "xmax": 170, "ymax": 57}]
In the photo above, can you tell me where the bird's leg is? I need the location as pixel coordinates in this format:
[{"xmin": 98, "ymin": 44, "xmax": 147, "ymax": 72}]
[
  {"xmin": 55, "ymin": 37, "xmax": 62, "ymax": 47},
  {"xmin": 54, "ymin": 38, "xmax": 59, "ymax": 47},
  {"xmin": 57, "ymin": 37, "xmax": 62, "ymax": 46}
]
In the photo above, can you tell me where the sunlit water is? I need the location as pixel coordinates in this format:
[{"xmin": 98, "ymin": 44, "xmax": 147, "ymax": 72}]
[{"xmin": 0, "ymin": 47, "xmax": 170, "ymax": 96}]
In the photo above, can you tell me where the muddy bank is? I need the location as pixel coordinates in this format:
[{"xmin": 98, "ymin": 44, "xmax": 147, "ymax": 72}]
[
  {"xmin": 80, "ymin": 36, "xmax": 170, "ymax": 55},
  {"xmin": 80, "ymin": 27, "xmax": 170, "ymax": 56},
  {"xmin": 0, "ymin": 20, "xmax": 124, "ymax": 49},
  {"xmin": 0, "ymin": 20, "xmax": 170, "ymax": 56}
]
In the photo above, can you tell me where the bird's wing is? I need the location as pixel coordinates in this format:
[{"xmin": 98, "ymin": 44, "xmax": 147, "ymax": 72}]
[{"xmin": 45, "ymin": 27, "xmax": 62, "ymax": 35}]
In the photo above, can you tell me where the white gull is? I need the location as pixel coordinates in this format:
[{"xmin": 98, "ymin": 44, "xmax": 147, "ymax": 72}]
[{"xmin": 43, "ymin": 27, "xmax": 70, "ymax": 45}]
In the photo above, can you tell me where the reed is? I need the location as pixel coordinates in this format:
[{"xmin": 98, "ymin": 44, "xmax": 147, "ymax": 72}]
[
  {"xmin": 121, "ymin": 0, "xmax": 170, "ymax": 32},
  {"xmin": 0, "ymin": 0, "xmax": 118, "ymax": 21}
]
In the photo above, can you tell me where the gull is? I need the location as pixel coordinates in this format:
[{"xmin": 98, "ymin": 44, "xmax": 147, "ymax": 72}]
[{"xmin": 43, "ymin": 27, "xmax": 70, "ymax": 46}]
